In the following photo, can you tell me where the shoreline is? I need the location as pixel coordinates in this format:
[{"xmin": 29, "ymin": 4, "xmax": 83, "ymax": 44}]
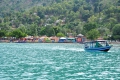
[
  {"xmin": 109, "ymin": 42, "xmax": 120, "ymax": 44},
  {"xmin": 0, "ymin": 41, "xmax": 120, "ymax": 44},
  {"xmin": 0, "ymin": 40, "xmax": 120, "ymax": 44}
]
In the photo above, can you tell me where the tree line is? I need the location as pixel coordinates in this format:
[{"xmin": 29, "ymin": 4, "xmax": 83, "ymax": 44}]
[{"xmin": 0, "ymin": 0, "xmax": 120, "ymax": 40}]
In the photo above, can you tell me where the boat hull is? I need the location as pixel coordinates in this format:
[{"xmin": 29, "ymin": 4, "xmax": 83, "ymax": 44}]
[{"xmin": 85, "ymin": 46, "xmax": 112, "ymax": 52}]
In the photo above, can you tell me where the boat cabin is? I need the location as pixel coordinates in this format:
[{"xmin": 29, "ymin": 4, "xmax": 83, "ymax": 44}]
[{"xmin": 84, "ymin": 40, "xmax": 112, "ymax": 52}]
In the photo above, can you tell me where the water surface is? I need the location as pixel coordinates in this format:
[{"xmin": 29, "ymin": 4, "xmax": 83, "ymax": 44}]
[{"xmin": 0, "ymin": 43, "xmax": 120, "ymax": 80}]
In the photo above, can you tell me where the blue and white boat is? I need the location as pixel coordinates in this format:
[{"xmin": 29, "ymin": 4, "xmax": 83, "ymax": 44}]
[{"xmin": 84, "ymin": 40, "xmax": 112, "ymax": 52}]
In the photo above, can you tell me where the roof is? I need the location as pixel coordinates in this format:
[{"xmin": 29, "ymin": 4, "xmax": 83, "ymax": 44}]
[
  {"xmin": 77, "ymin": 34, "xmax": 84, "ymax": 37},
  {"xmin": 96, "ymin": 40, "xmax": 107, "ymax": 42},
  {"xmin": 60, "ymin": 37, "xmax": 66, "ymax": 39},
  {"xmin": 67, "ymin": 38, "xmax": 75, "ymax": 39},
  {"xmin": 85, "ymin": 40, "xmax": 107, "ymax": 43}
]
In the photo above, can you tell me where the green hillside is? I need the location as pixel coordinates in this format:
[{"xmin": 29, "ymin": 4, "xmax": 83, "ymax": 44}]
[{"xmin": 0, "ymin": 0, "xmax": 120, "ymax": 40}]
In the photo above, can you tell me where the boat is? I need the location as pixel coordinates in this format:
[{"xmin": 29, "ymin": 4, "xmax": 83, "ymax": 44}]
[{"xmin": 84, "ymin": 40, "xmax": 112, "ymax": 52}]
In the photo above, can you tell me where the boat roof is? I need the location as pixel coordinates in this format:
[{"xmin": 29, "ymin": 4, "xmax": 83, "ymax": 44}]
[
  {"xmin": 85, "ymin": 40, "xmax": 108, "ymax": 43},
  {"xmin": 96, "ymin": 40, "xmax": 107, "ymax": 42}
]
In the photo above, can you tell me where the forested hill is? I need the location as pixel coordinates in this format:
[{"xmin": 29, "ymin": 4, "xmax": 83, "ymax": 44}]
[
  {"xmin": 0, "ymin": 0, "xmax": 120, "ymax": 40},
  {"xmin": 0, "ymin": 0, "xmax": 60, "ymax": 17}
]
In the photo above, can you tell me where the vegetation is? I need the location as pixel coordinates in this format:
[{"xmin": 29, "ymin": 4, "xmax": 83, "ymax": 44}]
[
  {"xmin": 0, "ymin": 30, "xmax": 6, "ymax": 37},
  {"xmin": 0, "ymin": 0, "xmax": 120, "ymax": 40},
  {"xmin": 57, "ymin": 32, "xmax": 65, "ymax": 37},
  {"xmin": 112, "ymin": 24, "xmax": 120, "ymax": 40},
  {"xmin": 8, "ymin": 29, "xmax": 27, "ymax": 39},
  {"xmin": 86, "ymin": 29, "xmax": 100, "ymax": 40}
]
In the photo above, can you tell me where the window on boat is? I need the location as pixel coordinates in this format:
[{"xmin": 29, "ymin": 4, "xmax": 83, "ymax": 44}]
[
  {"xmin": 106, "ymin": 42, "xmax": 109, "ymax": 46},
  {"xmin": 95, "ymin": 42, "xmax": 103, "ymax": 47}
]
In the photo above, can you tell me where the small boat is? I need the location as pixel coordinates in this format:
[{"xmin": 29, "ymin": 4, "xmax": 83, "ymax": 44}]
[{"xmin": 84, "ymin": 40, "xmax": 112, "ymax": 52}]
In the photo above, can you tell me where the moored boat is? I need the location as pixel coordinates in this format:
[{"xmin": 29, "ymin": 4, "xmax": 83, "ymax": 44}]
[{"xmin": 84, "ymin": 40, "xmax": 112, "ymax": 52}]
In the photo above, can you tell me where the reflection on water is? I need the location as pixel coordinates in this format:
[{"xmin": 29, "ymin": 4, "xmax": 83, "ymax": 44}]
[{"xmin": 0, "ymin": 43, "xmax": 120, "ymax": 80}]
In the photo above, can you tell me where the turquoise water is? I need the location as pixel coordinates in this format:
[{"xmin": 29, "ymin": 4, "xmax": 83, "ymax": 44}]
[{"xmin": 0, "ymin": 43, "xmax": 120, "ymax": 80}]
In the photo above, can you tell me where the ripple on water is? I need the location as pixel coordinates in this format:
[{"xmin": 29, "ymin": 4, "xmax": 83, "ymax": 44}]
[{"xmin": 0, "ymin": 43, "xmax": 120, "ymax": 80}]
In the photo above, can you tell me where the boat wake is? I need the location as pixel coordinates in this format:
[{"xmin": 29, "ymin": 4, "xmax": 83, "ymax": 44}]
[{"xmin": 52, "ymin": 47, "xmax": 85, "ymax": 52}]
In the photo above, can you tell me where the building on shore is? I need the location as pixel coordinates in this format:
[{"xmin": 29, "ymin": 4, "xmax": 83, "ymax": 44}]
[{"xmin": 76, "ymin": 34, "xmax": 85, "ymax": 43}]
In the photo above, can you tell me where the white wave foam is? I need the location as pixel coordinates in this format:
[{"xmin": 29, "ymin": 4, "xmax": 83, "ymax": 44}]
[{"xmin": 52, "ymin": 47, "xmax": 85, "ymax": 52}]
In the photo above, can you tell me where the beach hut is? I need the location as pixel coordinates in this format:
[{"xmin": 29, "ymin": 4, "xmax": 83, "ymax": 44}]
[
  {"xmin": 76, "ymin": 34, "xmax": 85, "ymax": 43},
  {"xmin": 44, "ymin": 37, "xmax": 51, "ymax": 43},
  {"xmin": 39, "ymin": 36, "xmax": 51, "ymax": 43},
  {"xmin": 50, "ymin": 36, "xmax": 59, "ymax": 42},
  {"xmin": 67, "ymin": 37, "xmax": 76, "ymax": 43},
  {"xmin": 38, "ymin": 38, "xmax": 43, "ymax": 43},
  {"xmin": 58, "ymin": 37, "xmax": 67, "ymax": 43}
]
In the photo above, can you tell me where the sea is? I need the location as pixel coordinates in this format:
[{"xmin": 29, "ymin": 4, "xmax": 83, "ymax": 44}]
[{"xmin": 0, "ymin": 43, "xmax": 120, "ymax": 80}]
